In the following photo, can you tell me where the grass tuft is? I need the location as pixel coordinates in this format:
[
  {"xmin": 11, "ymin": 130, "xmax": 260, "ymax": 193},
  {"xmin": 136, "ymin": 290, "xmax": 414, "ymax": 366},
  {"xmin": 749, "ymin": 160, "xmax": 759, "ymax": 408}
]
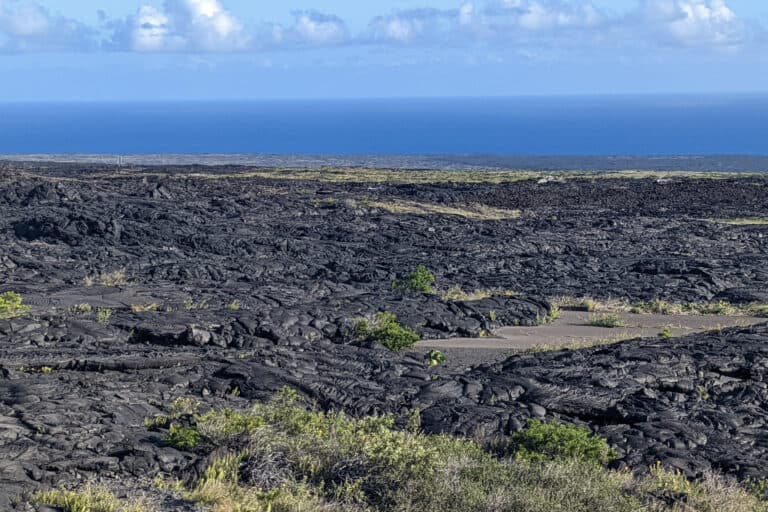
[
  {"xmin": 588, "ymin": 313, "xmax": 626, "ymax": 328},
  {"xmin": 34, "ymin": 486, "xmax": 147, "ymax": 512},
  {"xmin": 0, "ymin": 291, "xmax": 31, "ymax": 319}
]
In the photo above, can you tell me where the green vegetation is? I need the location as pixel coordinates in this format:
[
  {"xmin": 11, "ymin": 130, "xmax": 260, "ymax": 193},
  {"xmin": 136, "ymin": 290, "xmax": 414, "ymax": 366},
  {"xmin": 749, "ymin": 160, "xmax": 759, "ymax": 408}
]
[
  {"xmin": 34, "ymin": 486, "xmax": 147, "ymax": 512},
  {"xmin": 630, "ymin": 298, "xmax": 688, "ymax": 315},
  {"xmin": 425, "ymin": 349, "xmax": 446, "ymax": 367},
  {"xmin": 96, "ymin": 307, "xmax": 113, "ymax": 325},
  {"xmin": 504, "ymin": 419, "xmax": 617, "ymax": 465},
  {"xmin": 658, "ymin": 326, "xmax": 673, "ymax": 339},
  {"xmin": 537, "ymin": 305, "xmax": 561, "ymax": 325},
  {"xmin": 226, "ymin": 300, "xmax": 242, "ymax": 311},
  {"xmin": 142, "ymin": 388, "xmax": 766, "ymax": 512},
  {"xmin": 0, "ymin": 291, "xmax": 30, "ymax": 319},
  {"xmin": 393, "ymin": 265, "xmax": 436, "ymax": 293},
  {"xmin": 355, "ymin": 312, "xmax": 420, "ymax": 352},
  {"xmin": 167, "ymin": 424, "xmax": 204, "ymax": 450},
  {"xmin": 70, "ymin": 303, "xmax": 93, "ymax": 314},
  {"xmin": 588, "ymin": 313, "xmax": 626, "ymax": 328},
  {"xmin": 184, "ymin": 298, "xmax": 210, "ymax": 311}
]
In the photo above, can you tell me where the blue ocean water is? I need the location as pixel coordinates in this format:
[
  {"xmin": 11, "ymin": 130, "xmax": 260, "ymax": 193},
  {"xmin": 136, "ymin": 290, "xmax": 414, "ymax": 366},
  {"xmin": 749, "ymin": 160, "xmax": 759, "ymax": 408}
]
[{"xmin": 0, "ymin": 95, "xmax": 766, "ymax": 155}]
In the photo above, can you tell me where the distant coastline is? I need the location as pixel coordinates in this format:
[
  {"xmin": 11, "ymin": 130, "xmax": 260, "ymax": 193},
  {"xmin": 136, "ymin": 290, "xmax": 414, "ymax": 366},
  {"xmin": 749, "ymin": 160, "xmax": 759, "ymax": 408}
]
[{"xmin": 2, "ymin": 154, "xmax": 768, "ymax": 173}]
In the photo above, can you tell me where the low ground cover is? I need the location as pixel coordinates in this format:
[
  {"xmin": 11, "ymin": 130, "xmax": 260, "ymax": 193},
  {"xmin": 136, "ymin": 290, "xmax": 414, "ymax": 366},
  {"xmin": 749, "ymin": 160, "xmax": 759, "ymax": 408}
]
[{"xmin": 37, "ymin": 390, "xmax": 767, "ymax": 512}]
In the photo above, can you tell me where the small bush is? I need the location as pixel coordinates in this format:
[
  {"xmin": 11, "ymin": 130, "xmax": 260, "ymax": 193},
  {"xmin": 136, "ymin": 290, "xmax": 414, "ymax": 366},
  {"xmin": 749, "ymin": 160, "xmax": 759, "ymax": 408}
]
[
  {"xmin": 184, "ymin": 298, "xmax": 209, "ymax": 311},
  {"xmin": 97, "ymin": 307, "xmax": 113, "ymax": 325},
  {"xmin": 425, "ymin": 349, "xmax": 446, "ymax": 367},
  {"xmin": 508, "ymin": 419, "xmax": 617, "ymax": 465},
  {"xmin": 0, "ymin": 291, "xmax": 31, "ymax": 319},
  {"xmin": 97, "ymin": 269, "xmax": 128, "ymax": 287},
  {"xmin": 538, "ymin": 304, "xmax": 561, "ymax": 324},
  {"xmin": 166, "ymin": 424, "xmax": 204, "ymax": 450},
  {"xmin": 225, "ymin": 300, "xmax": 242, "ymax": 311},
  {"xmin": 658, "ymin": 326, "xmax": 673, "ymax": 339},
  {"xmin": 71, "ymin": 303, "xmax": 93, "ymax": 314},
  {"xmin": 393, "ymin": 265, "xmax": 436, "ymax": 293},
  {"xmin": 588, "ymin": 313, "xmax": 625, "ymax": 328},
  {"xmin": 355, "ymin": 312, "xmax": 419, "ymax": 351}
]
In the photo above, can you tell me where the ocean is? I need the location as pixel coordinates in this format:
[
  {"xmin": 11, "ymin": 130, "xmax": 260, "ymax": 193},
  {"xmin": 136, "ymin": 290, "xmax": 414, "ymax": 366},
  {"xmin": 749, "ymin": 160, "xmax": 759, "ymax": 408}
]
[{"xmin": 0, "ymin": 95, "xmax": 766, "ymax": 156}]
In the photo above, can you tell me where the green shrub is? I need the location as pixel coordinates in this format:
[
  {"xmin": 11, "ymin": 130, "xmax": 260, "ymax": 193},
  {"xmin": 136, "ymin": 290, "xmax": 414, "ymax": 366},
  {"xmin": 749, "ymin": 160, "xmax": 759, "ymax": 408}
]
[
  {"xmin": 425, "ymin": 349, "xmax": 446, "ymax": 367},
  {"xmin": 658, "ymin": 326, "xmax": 673, "ymax": 339},
  {"xmin": 537, "ymin": 304, "xmax": 561, "ymax": 325},
  {"xmin": 588, "ymin": 313, "xmax": 625, "ymax": 328},
  {"xmin": 0, "ymin": 291, "xmax": 30, "ymax": 319},
  {"xmin": 96, "ymin": 307, "xmax": 113, "ymax": 325},
  {"xmin": 393, "ymin": 265, "xmax": 436, "ymax": 293},
  {"xmin": 355, "ymin": 312, "xmax": 419, "ymax": 351},
  {"xmin": 166, "ymin": 424, "xmax": 204, "ymax": 450},
  {"xmin": 508, "ymin": 419, "xmax": 617, "ymax": 465}
]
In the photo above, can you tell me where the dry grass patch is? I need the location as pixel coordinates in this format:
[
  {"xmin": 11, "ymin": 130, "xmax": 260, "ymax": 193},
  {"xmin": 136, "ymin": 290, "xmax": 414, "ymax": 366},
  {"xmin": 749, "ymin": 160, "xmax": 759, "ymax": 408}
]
[
  {"xmin": 555, "ymin": 296, "xmax": 768, "ymax": 318},
  {"xmin": 131, "ymin": 303, "xmax": 161, "ymax": 313},
  {"xmin": 161, "ymin": 167, "xmax": 763, "ymax": 184},
  {"xmin": 441, "ymin": 286, "xmax": 520, "ymax": 302},
  {"xmin": 34, "ymin": 485, "xmax": 148, "ymax": 512},
  {"xmin": 362, "ymin": 200, "xmax": 521, "ymax": 220},
  {"xmin": 186, "ymin": 167, "xmax": 541, "ymax": 184},
  {"xmin": 525, "ymin": 331, "xmax": 634, "ymax": 354},
  {"xmin": 84, "ymin": 268, "xmax": 128, "ymax": 287},
  {"xmin": 707, "ymin": 217, "xmax": 768, "ymax": 225}
]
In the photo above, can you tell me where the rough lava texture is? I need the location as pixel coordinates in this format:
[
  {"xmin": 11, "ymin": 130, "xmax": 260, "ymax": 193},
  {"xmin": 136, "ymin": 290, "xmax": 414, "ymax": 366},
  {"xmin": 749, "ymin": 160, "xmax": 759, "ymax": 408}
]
[{"xmin": 1, "ymin": 164, "xmax": 768, "ymax": 508}]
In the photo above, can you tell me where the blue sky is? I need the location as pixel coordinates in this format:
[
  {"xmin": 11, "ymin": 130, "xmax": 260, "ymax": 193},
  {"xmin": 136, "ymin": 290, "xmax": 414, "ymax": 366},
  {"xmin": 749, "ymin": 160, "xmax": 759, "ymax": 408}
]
[{"xmin": 0, "ymin": 0, "xmax": 766, "ymax": 100}]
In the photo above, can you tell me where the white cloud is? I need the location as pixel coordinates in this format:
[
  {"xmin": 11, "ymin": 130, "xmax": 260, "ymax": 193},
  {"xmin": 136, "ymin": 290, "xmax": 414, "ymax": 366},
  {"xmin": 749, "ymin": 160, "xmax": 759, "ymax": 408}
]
[
  {"xmin": 264, "ymin": 11, "xmax": 348, "ymax": 48},
  {"xmin": 0, "ymin": 0, "xmax": 94, "ymax": 52},
  {"xmin": 367, "ymin": 2, "xmax": 608, "ymax": 45},
  {"xmin": 284, "ymin": 11, "xmax": 348, "ymax": 46},
  {"xmin": 459, "ymin": 3, "xmax": 474, "ymax": 26},
  {"xmin": 111, "ymin": 0, "xmax": 248, "ymax": 53},
  {"xmin": 368, "ymin": 9, "xmax": 457, "ymax": 44},
  {"xmin": 640, "ymin": 0, "xmax": 748, "ymax": 47},
  {"xmin": 0, "ymin": 0, "xmax": 762, "ymax": 54},
  {"xmin": 495, "ymin": 0, "xmax": 605, "ymax": 31}
]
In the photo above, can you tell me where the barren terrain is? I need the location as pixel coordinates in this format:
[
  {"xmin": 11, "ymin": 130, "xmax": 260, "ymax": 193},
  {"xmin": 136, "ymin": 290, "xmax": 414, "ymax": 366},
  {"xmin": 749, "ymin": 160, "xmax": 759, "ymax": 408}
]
[{"xmin": 1, "ymin": 163, "xmax": 768, "ymax": 509}]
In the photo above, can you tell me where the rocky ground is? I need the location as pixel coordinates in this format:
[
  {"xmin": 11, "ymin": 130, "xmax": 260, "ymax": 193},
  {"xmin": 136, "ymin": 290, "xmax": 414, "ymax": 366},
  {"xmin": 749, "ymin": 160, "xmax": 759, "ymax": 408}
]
[{"xmin": 1, "ymin": 163, "xmax": 768, "ymax": 508}]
